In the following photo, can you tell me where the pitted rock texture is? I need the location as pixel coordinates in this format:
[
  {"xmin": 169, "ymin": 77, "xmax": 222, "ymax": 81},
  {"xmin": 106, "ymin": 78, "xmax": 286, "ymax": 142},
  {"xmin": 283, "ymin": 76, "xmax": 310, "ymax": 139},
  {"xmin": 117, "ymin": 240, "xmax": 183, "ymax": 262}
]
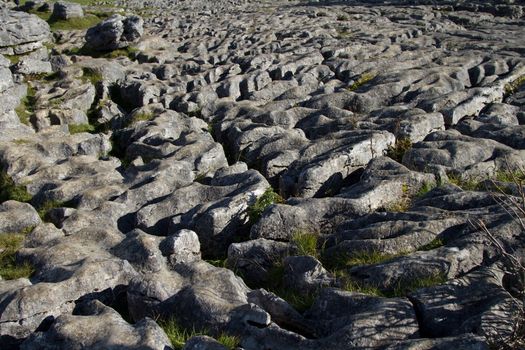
[{"xmin": 1, "ymin": 0, "xmax": 525, "ymax": 349}]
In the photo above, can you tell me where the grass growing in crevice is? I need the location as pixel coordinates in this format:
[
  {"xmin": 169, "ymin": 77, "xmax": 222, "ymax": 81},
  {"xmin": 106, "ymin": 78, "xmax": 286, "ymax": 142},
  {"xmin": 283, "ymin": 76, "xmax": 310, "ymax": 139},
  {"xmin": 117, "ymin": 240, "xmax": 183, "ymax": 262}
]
[
  {"xmin": 158, "ymin": 318, "xmax": 239, "ymax": 350},
  {"xmin": 418, "ymin": 238, "xmax": 444, "ymax": 251},
  {"xmin": 128, "ymin": 112, "xmax": 155, "ymax": 126},
  {"xmin": 66, "ymin": 45, "xmax": 139, "ymax": 60},
  {"xmin": 68, "ymin": 123, "xmax": 95, "ymax": 134},
  {"xmin": 81, "ymin": 67, "xmax": 103, "ymax": 85},
  {"xmin": 263, "ymin": 264, "xmax": 318, "ymax": 313},
  {"xmin": 0, "ymin": 171, "xmax": 32, "ymax": 203},
  {"xmin": 205, "ymin": 259, "xmax": 228, "ymax": 268},
  {"xmin": 504, "ymin": 75, "xmax": 525, "ymax": 97},
  {"xmin": 338, "ymin": 275, "xmax": 384, "ymax": 296},
  {"xmin": 387, "ymin": 273, "xmax": 448, "ymax": 297},
  {"xmin": 447, "ymin": 173, "xmax": 483, "ymax": 191},
  {"xmin": 247, "ymin": 187, "xmax": 284, "ymax": 224},
  {"xmin": 347, "ymin": 72, "xmax": 376, "ymax": 91},
  {"xmin": 36, "ymin": 200, "xmax": 71, "ymax": 222},
  {"xmin": 386, "ymin": 138, "xmax": 412, "ymax": 163},
  {"xmin": 384, "ymin": 183, "xmax": 411, "ymax": 212},
  {"xmin": 291, "ymin": 230, "xmax": 319, "ymax": 258},
  {"xmin": 334, "ymin": 269, "xmax": 447, "ymax": 298},
  {"xmin": 15, "ymin": 85, "xmax": 37, "ymax": 126},
  {"xmin": 0, "ymin": 230, "xmax": 35, "ymax": 280},
  {"xmin": 342, "ymin": 250, "xmax": 402, "ymax": 268},
  {"xmin": 416, "ymin": 182, "xmax": 435, "ymax": 198}
]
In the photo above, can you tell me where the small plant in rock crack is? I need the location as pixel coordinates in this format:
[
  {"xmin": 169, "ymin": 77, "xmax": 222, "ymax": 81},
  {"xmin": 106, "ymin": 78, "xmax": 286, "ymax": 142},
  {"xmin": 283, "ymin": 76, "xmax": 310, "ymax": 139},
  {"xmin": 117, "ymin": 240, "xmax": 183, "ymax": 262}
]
[
  {"xmin": 0, "ymin": 171, "xmax": 32, "ymax": 203},
  {"xmin": 247, "ymin": 187, "xmax": 284, "ymax": 224},
  {"xmin": 0, "ymin": 227, "xmax": 35, "ymax": 280},
  {"xmin": 469, "ymin": 165, "xmax": 525, "ymax": 349},
  {"xmin": 386, "ymin": 138, "xmax": 412, "ymax": 163},
  {"xmin": 291, "ymin": 230, "xmax": 319, "ymax": 258},
  {"xmin": 158, "ymin": 317, "xmax": 239, "ymax": 350}
]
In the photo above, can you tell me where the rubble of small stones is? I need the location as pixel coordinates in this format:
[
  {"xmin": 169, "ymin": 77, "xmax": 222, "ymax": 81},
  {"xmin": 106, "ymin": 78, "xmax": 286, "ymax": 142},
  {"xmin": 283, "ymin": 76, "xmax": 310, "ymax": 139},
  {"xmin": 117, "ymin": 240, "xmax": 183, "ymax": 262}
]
[{"xmin": 0, "ymin": 0, "xmax": 524, "ymax": 349}]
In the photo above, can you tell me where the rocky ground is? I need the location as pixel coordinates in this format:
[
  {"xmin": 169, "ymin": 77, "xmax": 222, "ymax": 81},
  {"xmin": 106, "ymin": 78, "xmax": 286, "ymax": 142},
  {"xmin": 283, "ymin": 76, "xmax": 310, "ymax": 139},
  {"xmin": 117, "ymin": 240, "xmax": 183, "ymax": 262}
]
[{"xmin": 0, "ymin": 0, "xmax": 525, "ymax": 349}]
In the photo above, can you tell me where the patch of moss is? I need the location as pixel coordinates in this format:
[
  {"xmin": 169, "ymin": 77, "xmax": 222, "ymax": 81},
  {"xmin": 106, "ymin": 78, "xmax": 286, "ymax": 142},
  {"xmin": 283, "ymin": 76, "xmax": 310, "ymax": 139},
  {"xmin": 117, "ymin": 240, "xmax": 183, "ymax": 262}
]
[{"xmin": 247, "ymin": 188, "xmax": 284, "ymax": 224}]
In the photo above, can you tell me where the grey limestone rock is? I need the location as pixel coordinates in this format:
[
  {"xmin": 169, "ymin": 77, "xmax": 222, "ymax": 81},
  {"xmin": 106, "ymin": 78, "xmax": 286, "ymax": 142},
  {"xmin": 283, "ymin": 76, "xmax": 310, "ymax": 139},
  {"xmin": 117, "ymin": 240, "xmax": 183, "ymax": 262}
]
[
  {"xmin": 85, "ymin": 14, "xmax": 144, "ymax": 52},
  {"xmin": 52, "ymin": 1, "xmax": 84, "ymax": 20},
  {"xmin": 0, "ymin": 10, "xmax": 50, "ymax": 55},
  {"xmin": 20, "ymin": 300, "xmax": 171, "ymax": 350},
  {"xmin": 0, "ymin": 201, "xmax": 40, "ymax": 234}
]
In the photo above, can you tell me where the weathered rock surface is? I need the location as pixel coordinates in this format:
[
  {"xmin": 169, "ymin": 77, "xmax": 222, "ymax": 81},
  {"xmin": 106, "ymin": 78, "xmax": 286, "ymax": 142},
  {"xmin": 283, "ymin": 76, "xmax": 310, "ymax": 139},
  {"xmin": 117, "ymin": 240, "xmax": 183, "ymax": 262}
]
[
  {"xmin": 20, "ymin": 300, "xmax": 171, "ymax": 350},
  {"xmin": 52, "ymin": 1, "xmax": 84, "ymax": 20},
  {"xmin": 1, "ymin": 0, "xmax": 524, "ymax": 349},
  {"xmin": 85, "ymin": 14, "xmax": 144, "ymax": 51},
  {"xmin": 0, "ymin": 10, "xmax": 50, "ymax": 55}
]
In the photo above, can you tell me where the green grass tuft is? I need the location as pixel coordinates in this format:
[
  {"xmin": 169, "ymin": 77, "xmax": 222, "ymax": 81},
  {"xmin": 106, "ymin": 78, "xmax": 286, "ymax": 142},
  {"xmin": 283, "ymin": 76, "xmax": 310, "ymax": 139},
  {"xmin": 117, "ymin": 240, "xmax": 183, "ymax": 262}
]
[
  {"xmin": 347, "ymin": 72, "xmax": 376, "ymax": 91},
  {"xmin": 418, "ymin": 238, "xmax": 444, "ymax": 251},
  {"xmin": 68, "ymin": 123, "xmax": 95, "ymax": 134},
  {"xmin": 159, "ymin": 318, "xmax": 201, "ymax": 350},
  {"xmin": 129, "ymin": 112, "xmax": 155, "ymax": 125},
  {"xmin": 0, "ymin": 231, "xmax": 34, "ymax": 280},
  {"xmin": 389, "ymin": 273, "xmax": 448, "ymax": 297},
  {"xmin": 247, "ymin": 188, "xmax": 284, "ymax": 224},
  {"xmin": 416, "ymin": 182, "xmax": 435, "ymax": 198},
  {"xmin": 0, "ymin": 172, "xmax": 32, "ymax": 203},
  {"xmin": 504, "ymin": 75, "xmax": 525, "ymax": 97},
  {"xmin": 15, "ymin": 85, "xmax": 36, "ymax": 126},
  {"xmin": 494, "ymin": 169, "xmax": 525, "ymax": 184},
  {"xmin": 259, "ymin": 264, "xmax": 317, "ymax": 313},
  {"xmin": 82, "ymin": 67, "xmax": 103, "ymax": 85},
  {"xmin": 37, "ymin": 200, "xmax": 70, "ymax": 222},
  {"xmin": 324, "ymin": 250, "xmax": 403, "ymax": 272},
  {"xmin": 158, "ymin": 318, "xmax": 239, "ymax": 350},
  {"xmin": 291, "ymin": 231, "xmax": 319, "ymax": 258},
  {"xmin": 386, "ymin": 138, "xmax": 412, "ymax": 163},
  {"xmin": 339, "ymin": 276, "xmax": 384, "ymax": 296},
  {"xmin": 447, "ymin": 174, "xmax": 483, "ymax": 191},
  {"xmin": 217, "ymin": 334, "xmax": 240, "ymax": 349}
]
